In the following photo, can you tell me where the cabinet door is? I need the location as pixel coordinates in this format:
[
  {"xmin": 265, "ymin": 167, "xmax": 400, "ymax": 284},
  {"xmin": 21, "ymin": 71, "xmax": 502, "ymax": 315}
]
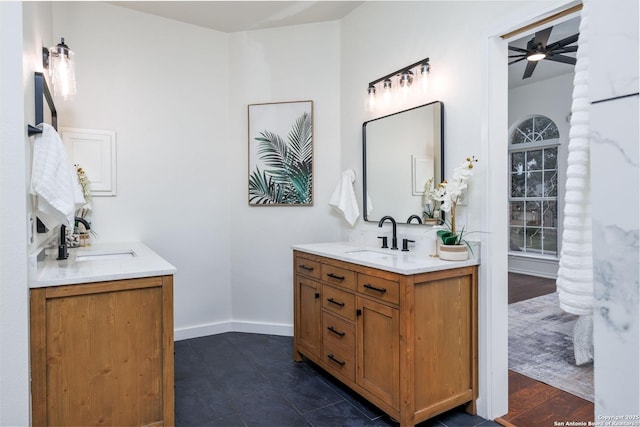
[
  {"xmin": 294, "ymin": 276, "xmax": 322, "ymax": 358},
  {"xmin": 30, "ymin": 276, "xmax": 174, "ymax": 427},
  {"xmin": 357, "ymin": 297, "xmax": 400, "ymax": 409}
]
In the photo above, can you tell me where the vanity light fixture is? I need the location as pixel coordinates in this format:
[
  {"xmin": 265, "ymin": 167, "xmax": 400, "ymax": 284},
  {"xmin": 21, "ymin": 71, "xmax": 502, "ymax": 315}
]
[
  {"xmin": 366, "ymin": 57, "xmax": 430, "ymax": 112},
  {"xmin": 43, "ymin": 37, "xmax": 77, "ymax": 100}
]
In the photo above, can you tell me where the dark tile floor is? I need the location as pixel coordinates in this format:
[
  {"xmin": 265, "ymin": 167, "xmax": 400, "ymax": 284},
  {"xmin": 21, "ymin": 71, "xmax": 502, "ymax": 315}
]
[{"xmin": 175, "ymin": 332, "xmax": 499, "ymax": 427}]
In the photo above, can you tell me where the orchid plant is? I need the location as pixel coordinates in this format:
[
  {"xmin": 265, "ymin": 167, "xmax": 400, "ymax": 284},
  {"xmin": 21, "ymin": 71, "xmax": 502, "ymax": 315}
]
[
  {"xmin": 75, "ymin": 164, "xmax": 92, "ymax": 219},
  {"xmin": 422, "ymin": 178, "xmax": 439, "ymax": 221},
  {"xmin": 429, "ymin": 156, "xmax": 477, "ymax": 245}
]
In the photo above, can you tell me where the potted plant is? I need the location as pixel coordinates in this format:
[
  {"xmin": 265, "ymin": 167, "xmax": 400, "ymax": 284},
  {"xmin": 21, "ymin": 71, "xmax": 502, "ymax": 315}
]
[
  {"xmin": 429, "ymin": 156, "xmax": 478, "ymax": 260},
  {"xmin": 421, "ymin": 178, "xmax": 441, "ymax": 225}
]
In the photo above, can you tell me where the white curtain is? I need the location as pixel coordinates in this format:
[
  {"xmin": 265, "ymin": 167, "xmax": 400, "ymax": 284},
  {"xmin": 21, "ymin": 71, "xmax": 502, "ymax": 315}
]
[{"xmin": 556, "ymin": 1, "xmax": 594, "ymax": 365}]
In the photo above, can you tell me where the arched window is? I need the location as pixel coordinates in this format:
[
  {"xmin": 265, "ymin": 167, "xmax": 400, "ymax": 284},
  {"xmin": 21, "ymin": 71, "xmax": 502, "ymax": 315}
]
[{"xmin": 508, "ymin": 115, "xmax": 559, "ymax": 257}]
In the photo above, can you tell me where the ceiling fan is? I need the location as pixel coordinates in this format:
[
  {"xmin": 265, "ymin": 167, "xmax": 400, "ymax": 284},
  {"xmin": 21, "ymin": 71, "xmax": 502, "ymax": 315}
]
[{"xmin": 509, "ymin": 26, "xmax": 579, "ymax": 79}]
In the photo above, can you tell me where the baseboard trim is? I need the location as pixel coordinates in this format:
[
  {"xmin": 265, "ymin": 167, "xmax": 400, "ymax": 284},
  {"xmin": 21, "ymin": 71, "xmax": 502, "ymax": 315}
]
[
  {"xmin": 508, "ymin": 255, "xmax": 558, "ymax": 279},
  {"xmin": 174, "ymin": 321, "xmax": 293, "ymax": 341}
]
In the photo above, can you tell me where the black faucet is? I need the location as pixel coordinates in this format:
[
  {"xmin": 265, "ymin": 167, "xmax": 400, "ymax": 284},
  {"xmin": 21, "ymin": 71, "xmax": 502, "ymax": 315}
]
[
  {"xmin": 74, "ymin": 217, "xmax": 91, "ymax": 231},
  {"xmin": 57, "ymin": 224, "xmax": 68, "ymax": 260},
  {"xmin": 378, "ymin": 215, "xmax": 398, "ymax": 250},
  {"xmin": 57, "ymin": 218, "xmax": 91, "ymax": 261},
  {"xmin": 407, "ymin": 215, "xmax": 422, "ymax": 224}
]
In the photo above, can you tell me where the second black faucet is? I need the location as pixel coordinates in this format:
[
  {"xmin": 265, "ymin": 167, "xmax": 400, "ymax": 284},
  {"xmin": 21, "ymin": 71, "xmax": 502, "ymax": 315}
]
[{"xmin": 378, "ymin": 215, "xmax": 398, "ymax": 250}]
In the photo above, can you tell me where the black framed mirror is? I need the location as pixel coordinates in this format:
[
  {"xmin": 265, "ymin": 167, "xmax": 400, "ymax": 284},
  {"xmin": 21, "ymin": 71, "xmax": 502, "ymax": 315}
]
[{"xmin": 362, "ymin": 101, "xmax": 444, "ymax": 225}]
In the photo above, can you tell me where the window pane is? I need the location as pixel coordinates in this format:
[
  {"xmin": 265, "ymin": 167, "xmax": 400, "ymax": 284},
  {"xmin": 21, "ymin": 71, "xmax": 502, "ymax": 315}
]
[
  {"xmin": 541, "ymin": 121, "xmax": 560, "ymax": 140},
  {"xmin": 525, "ymin": 201, "xmax": 541, "ymax": 226},
  {"xmin": 544, "ymin": 170, "xmax": 558, "ymax": 196},
  {"xmin": 527, "ymin": 150, "xmax": 542, "ymax": 171},
  {"xmin": 526, "ymin": 171, "xmax": 543, "ymax": 197},
  {"xmin": 526, "ymin": 228, "xmax": 543, "ymax": 252},
  {"xmin": 510, "ymin": 202, "xmax": 524, "ymax": 225},
  {"xmin": 543, "ymin": 201, "xmax": 557, "ymax": 227},
  {"xmin": 511, "ymin": 151, "xmax": 525, "ymax": 172},
  {"xmin": 514, "ymin": 118, "xmax": 534, "ymax": 144},
  {"xmin": 543, "ymin": 228, "xmax": 558, "ymax": 255},
  {"xmin": 510, "ymin": 227, "xmax": 524, "ymax": 252},
  {"xmin": 544, "ymin": 147, "xmax": 558, "ymax": 169},
  {"xmin": 511, "ymin": 173, "xmax": 525, "ymax": 197},
  {"xmin": 511, "ymin": 129, "xmax": 526, "ymax": 145}
]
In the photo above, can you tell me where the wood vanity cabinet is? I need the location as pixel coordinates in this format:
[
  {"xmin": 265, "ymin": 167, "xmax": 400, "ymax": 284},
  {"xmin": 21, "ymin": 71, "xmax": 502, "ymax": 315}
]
[
  {"xmin": 30, "ymin": 275, "xmax": 174, "ymax": 427},
  {"xmin": 293, "ymin": 251, "xmax": 478, "ymax": 427}
]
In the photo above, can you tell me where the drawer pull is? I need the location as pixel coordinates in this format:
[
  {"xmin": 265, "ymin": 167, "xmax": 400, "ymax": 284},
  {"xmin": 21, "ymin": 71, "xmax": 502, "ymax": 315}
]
[
  {"xmin": 327, "ymin": 298, "xmax": 345, "ymax": 307},
  {"xmin": 327, "ymin": 326, "xmax": 346, "ymax": 337},
  {"xmin": 327, "ymin": 273, "xmax": 345, "ymax": 281},
  {"xmin": 363, "ymin": 283, "xmax": 387, "ymax": 293},
  {"xmin": 327, "ymin": 353, "xmax": 346, "ymax": 366},
  {"xmin": 299, "ymin": 264, "xmax": 314, "ymax": 271}
]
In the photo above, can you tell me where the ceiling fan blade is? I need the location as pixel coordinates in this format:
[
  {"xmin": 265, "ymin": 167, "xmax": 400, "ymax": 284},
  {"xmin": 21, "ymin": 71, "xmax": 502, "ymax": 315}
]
[
  {"xmin": 508, "ymin": 46, "xmax": 529, "ymax": 53},
  {"xmin": 533, "ymin": 27, "xmax": 553, "ymax": 48},
  {"xmin": 509, "ymin": 57, "xmax": 527, "ymax": 65},
  {"xmin": 548, "ymin": 33, "xmax": 579, "ymax": 50},
  {"xmin": 523, "ymin": 60, "xmax": 538, "ymax": 79},
  {"xmin": 545, "ymin": 54, "xmax": 577, "ymax": 65},
  {"xmin": 553, "ymin": 46, "xmax": 578, "ymax": 54}
]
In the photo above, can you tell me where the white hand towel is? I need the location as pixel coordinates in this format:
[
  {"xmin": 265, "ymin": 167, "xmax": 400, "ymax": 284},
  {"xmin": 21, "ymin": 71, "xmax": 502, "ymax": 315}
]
[
  {"xmin": 329, "ymin": 169, "xmax": 360, "ymax": 226},
  {"xmin": 30, "ymin": 123, "xmax": 85, "ymax": 229}
]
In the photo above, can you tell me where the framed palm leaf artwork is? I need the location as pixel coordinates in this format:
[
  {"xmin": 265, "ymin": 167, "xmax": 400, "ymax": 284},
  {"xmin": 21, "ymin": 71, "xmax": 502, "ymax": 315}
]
[{"xmin": 248, "ymin": 100, "xmax": 314, "ymax": 206}]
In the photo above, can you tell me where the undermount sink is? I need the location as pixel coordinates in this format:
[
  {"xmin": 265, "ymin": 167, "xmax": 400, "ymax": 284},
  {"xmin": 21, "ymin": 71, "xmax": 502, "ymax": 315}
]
[
  {"xmin": 343, "ymin": 249, "xmax": 398, "ymax": 260},
  {"xmin": 75, "ymin": 249, "xmax": 137, "ymax": 261}
]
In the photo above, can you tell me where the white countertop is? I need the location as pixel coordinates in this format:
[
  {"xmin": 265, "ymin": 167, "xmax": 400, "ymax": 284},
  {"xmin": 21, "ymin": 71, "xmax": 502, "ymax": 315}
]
[
  {"xmin": 291, "ymin": 242, "xmax": 479, "ymax": 275},
  {"xmin": 29, "ymin": 241, "xmax": 177, "ymax": 288}
]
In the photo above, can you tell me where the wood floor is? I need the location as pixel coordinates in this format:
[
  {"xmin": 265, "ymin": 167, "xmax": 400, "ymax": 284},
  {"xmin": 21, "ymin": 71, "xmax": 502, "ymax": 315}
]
[{"xmin": 495, "ymin": 273, "xmax": 594, "ymax": 427}]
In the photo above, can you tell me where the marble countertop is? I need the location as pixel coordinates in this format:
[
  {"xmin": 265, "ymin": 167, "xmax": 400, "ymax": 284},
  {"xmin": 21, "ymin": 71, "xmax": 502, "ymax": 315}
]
[
  {"xmin": 29, "ymin": 241, "xmax": 177, "ymax": 288},
  {"xmin": 291, "ymin": 242, "xmax": 479, "ymax": 275}
]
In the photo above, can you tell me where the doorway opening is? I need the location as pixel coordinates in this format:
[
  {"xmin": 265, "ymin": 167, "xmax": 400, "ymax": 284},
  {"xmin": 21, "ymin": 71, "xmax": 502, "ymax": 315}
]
[{"xmin": 496, "ymin": 5, "xmax": 595, "ymax": 425}]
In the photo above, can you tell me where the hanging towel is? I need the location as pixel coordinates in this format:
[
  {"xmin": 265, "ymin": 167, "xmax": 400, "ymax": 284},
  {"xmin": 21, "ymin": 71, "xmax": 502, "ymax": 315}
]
[
  {"xmin": 329, "ymin": 169, "xmax": 360, "ymax": 226},
  {"xmin": 30, "ymin": 123, "xmax": 85, "ymax": 229},
  {"xmin": 556, "ymin": 6, "xmax": 593, "ymax": 365}
]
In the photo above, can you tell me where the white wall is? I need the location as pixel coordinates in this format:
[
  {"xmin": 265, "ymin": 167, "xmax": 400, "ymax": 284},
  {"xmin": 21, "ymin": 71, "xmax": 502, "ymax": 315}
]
[
  {"xmin": 51, "ymin": 2, "xmax": 234, "ymax": 338},
  {"xmin": 51, "ymin": 2, "xmax": 343, "ymax": 339},
  {"xmin": 0, "ymin": 3, "xmax": 30, "ymax": 425},
  {"xmin": 227, "ymin": 23, "xmax": 343, "ymax": 333},
  {"xmin": 508, "ymin": 72, "xmax": 574, "ymax": 278}
]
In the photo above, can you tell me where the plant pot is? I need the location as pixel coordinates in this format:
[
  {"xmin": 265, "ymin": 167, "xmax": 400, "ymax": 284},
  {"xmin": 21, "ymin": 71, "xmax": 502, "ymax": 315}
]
[
  {"xmin": 423, "ymin": 218, "xmax": 439, "ymax": 225},
  {"xmin": 438, "ymin": 244, "xmax": 469, "ymax": 261}
]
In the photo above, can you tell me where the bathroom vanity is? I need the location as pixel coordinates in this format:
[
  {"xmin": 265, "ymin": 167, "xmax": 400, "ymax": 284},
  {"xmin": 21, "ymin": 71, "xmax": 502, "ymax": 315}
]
[
  {"xmin": 29, "ymin": 242, "xmax": 176, "ymax": 427},
  {"xmin": 292, "ymin": 242, "xmax": 478, "ymax": 427}
]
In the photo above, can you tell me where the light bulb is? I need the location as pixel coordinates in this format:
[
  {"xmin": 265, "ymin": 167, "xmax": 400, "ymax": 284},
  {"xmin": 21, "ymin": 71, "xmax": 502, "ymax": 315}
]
[
  {"xmin": 399, "ymin": 70, "xmax": 413, "ymax": 96},
  {"xmin": 383, "ymin": 79, "xmax": 392, "ymax": 105},
  {"xmin": 48, "ymin": 38, "xmax": 76, "ymax": 100},
  {"xmin": 367, "ymin": 85, "xmax": 376, "ymax": 112},
  {"xmin": 420, "ymin": 63, "xmax": 430, "ymax": 92}
]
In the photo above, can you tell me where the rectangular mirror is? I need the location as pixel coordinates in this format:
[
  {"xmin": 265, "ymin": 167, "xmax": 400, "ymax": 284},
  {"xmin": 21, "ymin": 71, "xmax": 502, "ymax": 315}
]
[{"xmin": 363, "ymin": 101, "xmax": 444, "ymax": 225}]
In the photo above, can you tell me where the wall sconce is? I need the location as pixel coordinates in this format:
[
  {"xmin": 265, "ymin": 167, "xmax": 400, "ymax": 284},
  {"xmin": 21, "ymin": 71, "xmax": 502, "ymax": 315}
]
[
  {"xmin": 366, "ymin": 57, "xmax": 430, "ymax": 112},
  {"xmin": 43, "ymin": 37, "xmax": 77, "ymax": 100}
]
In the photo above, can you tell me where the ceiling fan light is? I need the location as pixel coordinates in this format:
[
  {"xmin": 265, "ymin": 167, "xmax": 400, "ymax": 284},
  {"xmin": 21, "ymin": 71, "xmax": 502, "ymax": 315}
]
[
  {"xmin": 527, "ymin": 43, "xmax": 546, "ymax": 62},
  {"xmin": 527, "ymin": 52, "xmax": 546, "ymax": 61}
]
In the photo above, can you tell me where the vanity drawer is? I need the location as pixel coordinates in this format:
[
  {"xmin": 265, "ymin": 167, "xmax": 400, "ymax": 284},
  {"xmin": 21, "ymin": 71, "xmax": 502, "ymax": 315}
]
[
  {"xmin": 322, "ymin": 344, "xmax": 355, "ymax": 382},
  {"xmin": 358, "ymin": 274, "xmax": 399, "ymax": 305},
  {"xmin": 295, "ymin": 256, "xmax": 321, "ymax": 280},
  {"xmin": 323, "ymin": 311, "xmax": 355, "ymax": 352},
  {"xmin": 322, "ymin": 285, "xmax": 356, "ymax": 321},
  {"xmin": 320, "ymin": 263, "xmax": 356, "ymax": 290}
]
